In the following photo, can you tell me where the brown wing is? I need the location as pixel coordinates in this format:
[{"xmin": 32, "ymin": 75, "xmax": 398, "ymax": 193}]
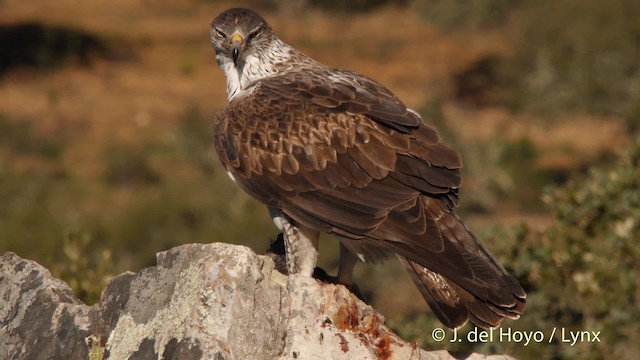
[
  {"xmin": 214, "ymin": 70, "xmax": 525, "ymax": 328},
  {"xmin": 214, "ymin": 70, "xmax": 458, "ymax": 231},
  {"xmin": 260, "ymin": 68, "xmax": 424, "ymax": 134}
]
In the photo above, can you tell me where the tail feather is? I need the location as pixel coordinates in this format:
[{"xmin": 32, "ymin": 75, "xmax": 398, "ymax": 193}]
[
  {"xmin": 399, "ymin": 256, "xmax": 525, "ymax": 329},
  {"xmin": 398, "ymin": 256, "xmax": 468, "ymax": 328}
]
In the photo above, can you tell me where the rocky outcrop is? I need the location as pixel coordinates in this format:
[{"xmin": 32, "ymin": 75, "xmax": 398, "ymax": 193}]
[{"xmin": 0, "ymin": 243, "xmax": 514, "ymax": 359}]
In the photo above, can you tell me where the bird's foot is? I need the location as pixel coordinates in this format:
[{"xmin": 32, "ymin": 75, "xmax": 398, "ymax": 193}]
[
  {"xmin": 313, "ymin": 266, "xmax": 366, "ymax": 302},
  {"xmin": 265, "ymin": 233, "xmax": 366, "ymax": 302}
]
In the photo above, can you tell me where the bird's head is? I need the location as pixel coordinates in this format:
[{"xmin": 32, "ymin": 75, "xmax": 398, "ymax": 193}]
[{"xmin": 210, "ymin": 8, "xmax": 274, "ymax": 68}]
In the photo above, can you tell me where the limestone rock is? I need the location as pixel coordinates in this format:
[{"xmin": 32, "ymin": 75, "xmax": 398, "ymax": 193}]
[{"xmin": 0, "ymin": 243, "xmax": 514, "ymax": 359}]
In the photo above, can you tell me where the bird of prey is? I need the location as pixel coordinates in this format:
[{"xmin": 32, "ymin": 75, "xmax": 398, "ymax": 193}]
[{"xmin": 210, "ymin": 8, "xmax": 525, "ymax": 329}]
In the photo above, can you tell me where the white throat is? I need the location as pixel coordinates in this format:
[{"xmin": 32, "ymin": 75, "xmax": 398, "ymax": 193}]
[{"xmin": 218, "ymin": 38, "xmax": 292, "ymax": 100}]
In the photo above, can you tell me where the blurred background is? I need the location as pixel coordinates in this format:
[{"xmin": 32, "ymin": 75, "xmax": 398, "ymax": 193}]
[{"xmin": 1, "ymin": 0, "xmax": 639, "ymax": 358}]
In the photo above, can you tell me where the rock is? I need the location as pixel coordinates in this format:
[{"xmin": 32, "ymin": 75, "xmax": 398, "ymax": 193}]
[
  {"xmin": 0, "ymin": 243, "xmax": 515, "ymax": 359},
  {"xmin": 0, "ymin": 251, "xmax": 95, "ymax": 360}
]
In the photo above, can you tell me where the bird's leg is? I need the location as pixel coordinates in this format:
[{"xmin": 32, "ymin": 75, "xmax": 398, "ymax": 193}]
[
  {"xmin": 337, "ymin": 241, "xmax": 358, "ymax": 285},
  {"xmin": 337, "ymin": 241, "xmax": 365, "ymax": 300},
  {"xmin": 283, "ymin": 224, "xmax": 319, "ymax": 277},
  {"xmin": 269, "ymin": 207, "xmax": 319, "ymax": 277}
]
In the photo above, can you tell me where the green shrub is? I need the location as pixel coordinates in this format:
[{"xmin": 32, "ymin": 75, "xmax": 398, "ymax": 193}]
[{"xmin": 505, "ymin": 138, "xmax": 640, "ymax": 358}]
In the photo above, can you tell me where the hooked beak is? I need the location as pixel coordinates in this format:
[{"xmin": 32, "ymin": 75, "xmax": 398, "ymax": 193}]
[{"xmin": 230, "ymin": 33, "xmax": 243, "ymax": 64}]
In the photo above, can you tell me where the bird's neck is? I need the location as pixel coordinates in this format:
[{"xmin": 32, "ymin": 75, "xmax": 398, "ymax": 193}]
[{"xmin": 220, "ymin": 38, "xmax": 318, "ymax": 100}]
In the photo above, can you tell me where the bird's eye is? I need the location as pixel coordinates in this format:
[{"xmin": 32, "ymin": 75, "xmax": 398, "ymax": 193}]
[
  {"xmin": 248, "ymin": 29, "xmax": 262, "ymax": 41},
  {"xmin": 214, "ymin": 28, "xmax": 226, "ymax": 39}
]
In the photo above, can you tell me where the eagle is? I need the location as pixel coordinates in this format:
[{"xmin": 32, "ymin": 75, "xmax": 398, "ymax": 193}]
[{"xmin": 210, "ymin": 8, "xmax": 525, "ymax": 329}]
